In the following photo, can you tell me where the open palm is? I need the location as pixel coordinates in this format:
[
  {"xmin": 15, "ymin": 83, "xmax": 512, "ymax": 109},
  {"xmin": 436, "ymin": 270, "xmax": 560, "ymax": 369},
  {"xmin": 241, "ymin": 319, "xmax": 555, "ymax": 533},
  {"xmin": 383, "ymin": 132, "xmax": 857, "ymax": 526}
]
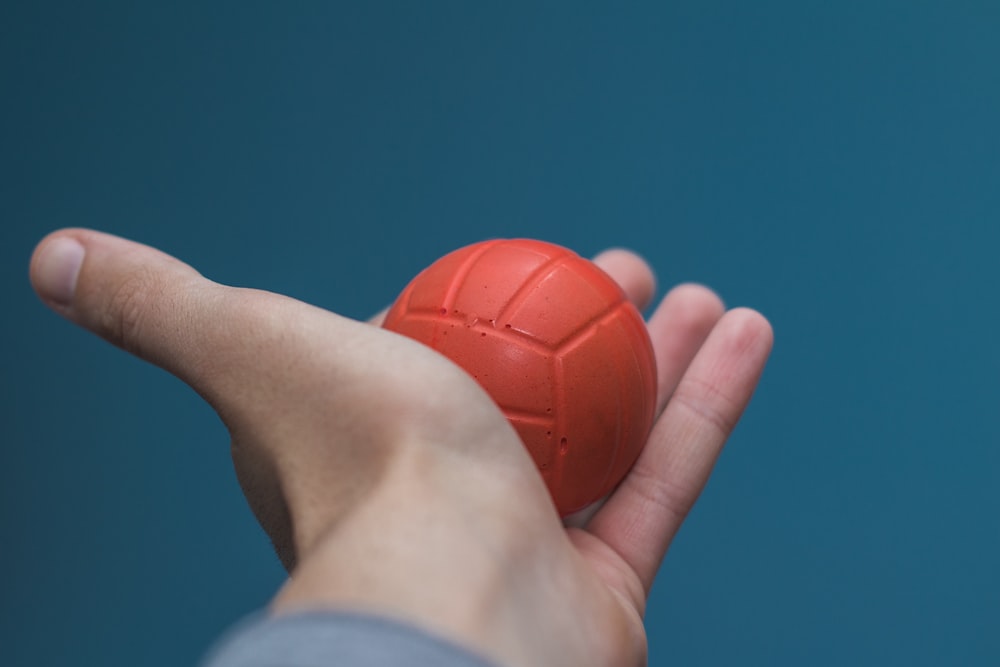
[{"xmin": 31, "ymin": 229, "xmax": 772, "ymax": 667}]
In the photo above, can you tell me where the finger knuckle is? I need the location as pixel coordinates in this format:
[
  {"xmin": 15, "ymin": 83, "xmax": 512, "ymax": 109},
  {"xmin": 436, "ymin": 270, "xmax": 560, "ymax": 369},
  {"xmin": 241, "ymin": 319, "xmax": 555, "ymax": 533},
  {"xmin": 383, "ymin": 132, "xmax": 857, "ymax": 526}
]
[
  {"xmin": 671, "ymin": 379, "xmax": 739, "ymax": 437},
  {"xmin": 102, "ymin": 270, "xmax": 156, "ymax": 355},
  {"xmin": 625, "ymin": 460, "xmax": 697, "ymax": 524}
]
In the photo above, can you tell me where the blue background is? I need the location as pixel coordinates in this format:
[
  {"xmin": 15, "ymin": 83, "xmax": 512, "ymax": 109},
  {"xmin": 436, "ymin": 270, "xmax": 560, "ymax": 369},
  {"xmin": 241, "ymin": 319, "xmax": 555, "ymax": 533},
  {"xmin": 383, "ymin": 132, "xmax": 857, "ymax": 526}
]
[{"xmin": 3, "ymin": 2, "xmax": 998, "ymax": 665}]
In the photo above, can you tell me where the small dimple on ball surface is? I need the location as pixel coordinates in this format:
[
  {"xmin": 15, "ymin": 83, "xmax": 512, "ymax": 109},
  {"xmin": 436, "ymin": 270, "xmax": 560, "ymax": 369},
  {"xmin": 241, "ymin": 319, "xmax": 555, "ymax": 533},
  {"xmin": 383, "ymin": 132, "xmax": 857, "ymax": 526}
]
[{"xmin": 382, "ymin": 239, "xmax": 656, "ymax": 516}]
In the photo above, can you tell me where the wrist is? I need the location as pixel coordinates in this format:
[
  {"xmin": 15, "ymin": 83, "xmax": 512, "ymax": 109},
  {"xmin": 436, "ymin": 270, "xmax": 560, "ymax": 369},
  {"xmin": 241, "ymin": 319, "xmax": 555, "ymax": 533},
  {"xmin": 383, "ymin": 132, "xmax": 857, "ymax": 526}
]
[{"xmin": 270, "ymin": 444, "xmax": 563, "ymax": 665}]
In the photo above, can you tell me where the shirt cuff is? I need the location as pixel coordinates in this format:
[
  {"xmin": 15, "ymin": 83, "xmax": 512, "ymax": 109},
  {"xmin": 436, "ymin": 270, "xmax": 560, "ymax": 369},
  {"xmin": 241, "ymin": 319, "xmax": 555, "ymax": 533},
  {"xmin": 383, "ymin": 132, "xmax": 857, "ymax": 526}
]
[{"xmin": 202, "ymin": 610, "xmax": 499, "ymax": 667}]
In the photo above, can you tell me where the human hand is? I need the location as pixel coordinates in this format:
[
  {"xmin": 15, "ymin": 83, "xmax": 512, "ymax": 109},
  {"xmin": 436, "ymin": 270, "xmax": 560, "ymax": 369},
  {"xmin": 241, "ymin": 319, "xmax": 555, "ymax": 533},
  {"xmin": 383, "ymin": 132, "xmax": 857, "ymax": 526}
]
[{"xmin": 31, "ymin": 229, "xmax": 772, "ymax": 667}]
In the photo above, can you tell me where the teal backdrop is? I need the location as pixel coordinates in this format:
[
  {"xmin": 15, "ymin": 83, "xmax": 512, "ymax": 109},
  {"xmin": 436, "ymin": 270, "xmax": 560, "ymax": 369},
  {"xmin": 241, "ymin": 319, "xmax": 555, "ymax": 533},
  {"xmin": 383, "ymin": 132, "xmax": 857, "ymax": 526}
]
[{"xmin": 3, "ymin": 2, "xmax": 998, "ymax": 665}]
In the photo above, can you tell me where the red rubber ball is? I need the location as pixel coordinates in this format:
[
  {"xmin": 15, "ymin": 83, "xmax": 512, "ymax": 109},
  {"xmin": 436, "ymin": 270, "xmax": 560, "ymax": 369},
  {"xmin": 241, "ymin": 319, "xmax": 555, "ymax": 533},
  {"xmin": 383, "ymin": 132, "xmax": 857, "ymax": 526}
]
[{"xmin": 382, "ymin": 239, "xmax": 657, "ymax": 516}]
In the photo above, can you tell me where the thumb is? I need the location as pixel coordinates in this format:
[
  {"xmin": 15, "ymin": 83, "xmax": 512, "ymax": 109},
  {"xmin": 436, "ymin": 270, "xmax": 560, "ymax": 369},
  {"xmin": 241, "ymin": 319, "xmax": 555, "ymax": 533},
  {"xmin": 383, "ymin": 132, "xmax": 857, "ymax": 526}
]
[
  {"xmin": 28, "ymin": 228, "xmax": 354, "ymax": 424},
  {"xmin": 30, "ymin": 228, "xmax": 233, "ymax": 392},
  {"xmin": 27, "ymin": 228, "xmax": 500, "ymax": 438}
]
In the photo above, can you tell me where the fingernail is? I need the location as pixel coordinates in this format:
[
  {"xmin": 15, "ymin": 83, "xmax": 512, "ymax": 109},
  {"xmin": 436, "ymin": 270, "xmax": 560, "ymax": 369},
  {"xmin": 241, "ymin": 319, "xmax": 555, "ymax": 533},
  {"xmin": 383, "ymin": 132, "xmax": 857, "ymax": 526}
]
[{"xmin": 34, "ymin": 237, "xmax": 85, "ymax": 306}]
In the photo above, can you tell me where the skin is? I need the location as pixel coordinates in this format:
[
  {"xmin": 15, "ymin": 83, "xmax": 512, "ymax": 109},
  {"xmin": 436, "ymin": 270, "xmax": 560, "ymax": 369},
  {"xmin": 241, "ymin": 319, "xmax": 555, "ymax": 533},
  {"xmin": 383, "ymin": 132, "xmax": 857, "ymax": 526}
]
[{"xmin": 30, "ymin": 229, "xmax": 773, "ymax": 667}]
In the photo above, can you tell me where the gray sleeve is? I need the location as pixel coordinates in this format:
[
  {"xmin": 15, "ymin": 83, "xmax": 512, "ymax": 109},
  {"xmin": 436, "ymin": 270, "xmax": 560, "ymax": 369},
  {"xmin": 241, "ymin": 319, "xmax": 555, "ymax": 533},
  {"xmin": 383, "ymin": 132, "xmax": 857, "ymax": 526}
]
[{"xmin": 201, "ymin": 611, "xmax": 500, "ymax": 667}]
